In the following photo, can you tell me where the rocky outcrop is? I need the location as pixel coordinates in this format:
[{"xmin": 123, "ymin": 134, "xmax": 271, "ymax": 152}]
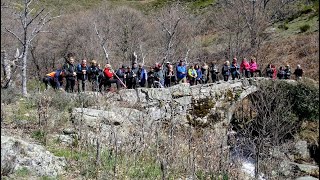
[
  {"xmin": 1, "ymin": 135, "xmax": 66, "ymax": 177},
  {"xmin": 67, "ymin": 78, "xmax": 273, "ymax": 150}
]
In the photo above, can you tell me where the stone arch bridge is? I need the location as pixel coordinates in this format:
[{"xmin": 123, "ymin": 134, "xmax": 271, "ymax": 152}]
[{"xmin": 70, "ymin": 77, "xmax": 297, "ymax": 147}]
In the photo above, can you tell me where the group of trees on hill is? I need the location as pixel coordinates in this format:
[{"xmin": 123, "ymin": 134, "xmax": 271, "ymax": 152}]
[{"xmin": 0, "ymin": 0, "xmax": 317, "ymax": 96}]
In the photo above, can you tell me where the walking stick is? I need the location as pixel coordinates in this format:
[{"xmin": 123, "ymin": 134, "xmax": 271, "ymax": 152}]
[{"xmin": 113, "ymin": 72, "xmax": 127, "ymax": 88}]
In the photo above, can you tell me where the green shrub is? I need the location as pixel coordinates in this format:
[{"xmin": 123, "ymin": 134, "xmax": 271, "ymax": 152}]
[
  {"xmin": 299, "ymin": 24, "xmax": 311, "ymax": 32},
  {"xmin": 278, "ymin": 23, "xmax": 289, "ymax": 30},
  {"xmin": 15, "ymin": 167, "xmax": 30, "ymax": 177},
  {"xmin": 291, "ymin": 79, "xmax": 319, "ymax": 121},
  {"xmin": 31, "ymin": 130, "xmax": 45, "ymax": 142},
  {"xmin": 300, "ymin": 5, "xmax": 313, "ymax": 15}
]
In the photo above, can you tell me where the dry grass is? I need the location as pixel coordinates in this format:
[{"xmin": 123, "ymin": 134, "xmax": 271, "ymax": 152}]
[{"xmin": 258, "ymin": 33, "xmax": 319, "ymax": 80}]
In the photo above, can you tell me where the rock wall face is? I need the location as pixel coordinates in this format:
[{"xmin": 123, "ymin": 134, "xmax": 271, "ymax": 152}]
[
  {"xmin": 1, "ymin": 136, "xmax": 66, "ymax": 177},
  {"xmin": 69, "ymin": 78, "xmax": 270, "ymax": 148}
]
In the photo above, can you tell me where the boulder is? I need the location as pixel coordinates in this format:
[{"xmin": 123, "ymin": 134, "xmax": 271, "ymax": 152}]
[
  {"xmin": 1, "ymin": 135, "xmax": 66, "ymax": 177},
  {"xmin": 295, "ymin": 176, "xmax": 319, "ymax": 180},
  {"xmin": 291, "ymin": 162, "xmax": 319, "ymax": 176},
  {"xmin": 118, "ymin": 89, "xmax": 138, "ymax": 105},
  {"xmin": 295, "ymin": 140, "xmax": 310, "ymax": 160}
]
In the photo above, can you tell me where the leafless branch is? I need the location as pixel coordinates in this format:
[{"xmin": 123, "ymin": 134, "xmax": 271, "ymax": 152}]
[
  {"xmin": 4, "ymin": 27, "xmax": 24, "ymax": 45},
  {"xmin": 94, "ymin": 22, "xmax": 109, "ymax": 63}
]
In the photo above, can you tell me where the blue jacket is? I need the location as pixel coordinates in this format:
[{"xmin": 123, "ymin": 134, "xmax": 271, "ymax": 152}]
[
  {"xmin": 230, "ymin": 63, "xmax": 240, "ymax": 75},
  {"xmin": 46, "ymin": 69, "xmax": 63, "ymax": 88},
  {"xmin": 176, "ymin": 65, "xmax": 187, "ymax": 79},
  {"xmin": 196, "ymin": 69, "xmax": 202, "ymax": 80},
  {"xmin": 76, "ymin": 64, "xmax": 89, "ymax": 80},
  {"xmin": 138, "ymin": 68, "xmax": 147, "ymax": 84}
]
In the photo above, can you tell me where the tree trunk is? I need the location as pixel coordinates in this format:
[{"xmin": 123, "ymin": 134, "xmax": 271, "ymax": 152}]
[
  {"xmin": 22, "ymin": 45, "xmax": 28, "ymax": 96},
  {"xmin": 1, "ymin": 50, "xmax": 12, "ymax": 88}
]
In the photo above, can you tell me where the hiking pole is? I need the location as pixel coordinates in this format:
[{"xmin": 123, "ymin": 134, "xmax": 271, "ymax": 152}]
[{"xmin": 113, "ymin": 72, "xmax": 127, "ymax": 88}]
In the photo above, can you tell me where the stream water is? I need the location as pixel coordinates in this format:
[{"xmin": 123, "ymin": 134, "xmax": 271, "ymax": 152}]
[{"xmin": 229, "ymin": 130, "xmax": 266, "ymax": 180}]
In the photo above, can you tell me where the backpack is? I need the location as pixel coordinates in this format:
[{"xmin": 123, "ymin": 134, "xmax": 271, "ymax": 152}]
[{"xmin": 223, "ymin": 65, "xmax": 229, "ymax": 72}]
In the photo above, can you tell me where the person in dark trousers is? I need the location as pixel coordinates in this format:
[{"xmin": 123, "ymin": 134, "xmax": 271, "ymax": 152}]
[
  {"xmin": 222, "ymin": 61, "xmax": 230, "ymax": 81},
  {"xmin": 266, "ymin": 64, "xmax": 274, "ymax": 78},
  {"xmin": 195, "ymin": 64, "xmax": 202, "ymax": 85},
  {"xmin": 99, "ymin": 64, "xmax": 121, "ymax": 91},
  {"xmin": 137, "ymin": 63, "xmax": 148, "ymax": 87},
  {"xmin": 277, "ymin": 66, "xmax": 285, "ymax": 79},
  {"xmin": 116, "ymin": 64, "xmax": 127, "ymax": 88},
  {"xmin": 293, "ymin": 64, "xmax": 303, "ymax": 80},
  {"xmin": 88, "ymin": 60, "xmax": 101, "ymax": 91},
  {"xmin": 62, "ymin": 52, "xmax": 77, "ymax": 93},
  {"xmin": 76, "ymin": 59, "xmax": 89, "ymax": 92},
  {"xmin": 147, "ymin": 67, "xmax": 155, "ymax": 88},
  {"xmin": 284, "ymin": 64, "xmax": 291, "ymax": 79},
  {"xmin": 132, "ymin": 62, "xmax": 139, "ymax": 88},
  {"xmin": 230, "ymin": 58, "xmax": 240, "ymax": 80},
  {"xmin": 209, "ymin": 62, "xmax": 219, "ymax": 83},
  {"xmin": 42, "ymin": 69, "xmax": 64, "ymax": 90},
  {"xmin": 154, "ymin": 63, "xmax": 165, "ymax": 88},
  {"xmin": 240, "ymin": 58, "xmax": 250, "ymax": 78},
  {"xmin": 125, "ymin": 66, "xmax": 136, "ymax": 89},
  {"xmin": 163, "ymin": 61, "xmax": 171, "ymax": 87},
  {"xmin": 201, "ymin": 63, "xmax": 209, "ymax": 84}
]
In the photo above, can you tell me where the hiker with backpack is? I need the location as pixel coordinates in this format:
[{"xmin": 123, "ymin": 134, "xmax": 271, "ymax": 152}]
[
  {"xmin": 293, "ymin": 64, "xmax": 303, "ymax": 80},
  {"xmin": 76, "ymin": 59, "xmax": 89, "ymax": 92},
  {"xmin": 42, "ymin": 69, "xmax": 64, "ymax": 90},
  {"xmin": 164, "ymin": 64, "xmax": 176, "ymax": 87},
  {"xmin": 188, "ymin": 65, "xmax": 197, "ymax": 86},
  {"xmin": 230, "ymin": 58, "xmax": 240, "ymax": 80},
  {"xmin": 201, "ymin": 63, "xmax": 209, "ymax": 84},
  {"xmin": 209, "ymin": 62, "xmax": 219, "ymax": 83},
  {"xmin": 137, "ymin": 63, "xmax": 148, "ymax": 87},
  {"xmin": 154, "ymin": 63, "xmax": 165, "ymax": 88},
  {"xmin": 284, "ymin": 64, "xmax": 291, "ymax": 79},
  {"xmin": 116, "ymin": 65, "xmax": 127, "ymax": 88},
  {"xmin": 99, "ymin": 64, "xmax": 121, "ymax": 91},
  {"xmin": 163, "ymin": 61, "xmax": 171, "ymax": 87},
  {"xmin": 147, "ymin": 67, "xmax": 156, "ymax": 88},
  {"xmin": 62, "ymin": 52, "xmax": 77, "ymax": 93},
  {"xmin": 277, "ymin": 66, "xmax": 285, "ymax": 79},
  {"xmin": 125, "ymin": 66, "xmax": 136, "ymax": 89},
  {"xmin": 266, "ymin": 64, "xmax": 274, "ymax": 78},
  {"xmin": 176, "ymin": 60, "xmax": 187, "ymax": 84},
  {"xmin": 222, "ymin": 61, "xmax": 230, "ymax": 82},
  {"xmin": 240, "ymin": 58, "xmax": 250, "ymax": 78},
  {"xmin": 195, "ymin": 64, "xmax": 203, "ymax": 85},
  {"xmin": 132, "ymin": 62, "xmax": 139, "ymax": 88},
  {"xmin": 88, "ymin": 60, "xmax": 102, "ymax": 91}
]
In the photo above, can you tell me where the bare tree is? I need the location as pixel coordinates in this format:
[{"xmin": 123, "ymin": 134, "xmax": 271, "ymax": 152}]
[
  {"xmin": 233, "ymin": 81, "xmax": 299, "ymax": 178},
  {"xmin": 3, "ymin": 0, "xmax": 58, "ymax": 96},
  {"xmin": 110, "ymin": 6, "xmax": 146, "ymax": 65},
  {"xmin": 1, "ymin": 49, "xmax": 21, "ymax": 88}
]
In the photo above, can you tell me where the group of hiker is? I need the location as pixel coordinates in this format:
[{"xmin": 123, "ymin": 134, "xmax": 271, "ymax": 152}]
[{"xmin": 42, "ymin": 53, "xmax": 304, "ymax": 92}]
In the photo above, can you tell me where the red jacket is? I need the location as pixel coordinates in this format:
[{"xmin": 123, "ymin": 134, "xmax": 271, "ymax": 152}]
[{"xmin": 104, "ymin": 68, "xmax": 113, "ymax": 79}]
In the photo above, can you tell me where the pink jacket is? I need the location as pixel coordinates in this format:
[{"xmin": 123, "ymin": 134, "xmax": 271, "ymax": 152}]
[
  {"xmin": 240, "ymin": 61, "xmax": 250, "ymax": 72},
  {"xmin": 249, "ymin": 62, "xmax": 257, "ymax": 72}
]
